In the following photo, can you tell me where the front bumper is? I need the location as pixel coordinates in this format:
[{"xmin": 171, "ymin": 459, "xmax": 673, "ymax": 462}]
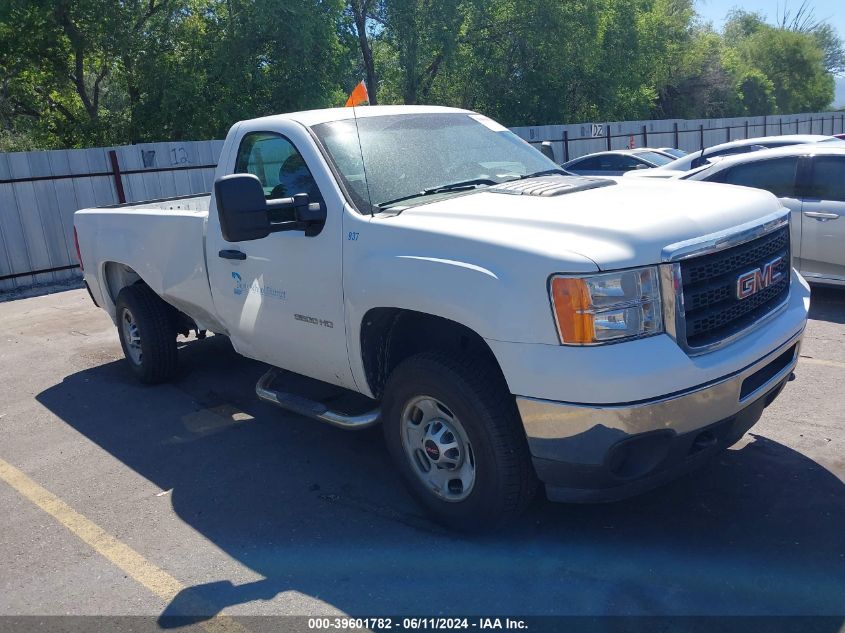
[{"xmin": 517, "ymin": 329, "xmax": 802, "ymax": 502}]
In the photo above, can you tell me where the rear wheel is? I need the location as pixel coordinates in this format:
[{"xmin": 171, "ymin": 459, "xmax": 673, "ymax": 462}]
[
  {"xmin": 382, "ymin": 352, "xmax": 537, "ymax": 530},
  {"xmin": 115, "ymin": 285, "xmax": 178, "ymax": 384}
]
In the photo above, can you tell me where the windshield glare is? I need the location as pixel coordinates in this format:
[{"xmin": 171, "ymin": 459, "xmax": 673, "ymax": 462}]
[{"xmin": 311, "ymin": 113, "xmax": 560, "ymax": 211}]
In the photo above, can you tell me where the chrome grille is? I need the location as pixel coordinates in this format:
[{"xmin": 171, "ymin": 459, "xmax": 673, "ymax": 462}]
[{"xmin": 679, "ymin": 225, "xmax": 790, "ymax": 350}]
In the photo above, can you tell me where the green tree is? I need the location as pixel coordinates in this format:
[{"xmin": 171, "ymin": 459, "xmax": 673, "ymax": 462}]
[
  {"xmin": 127, "ymin": 0, "xmax": 351, "ymax": 142},
  {"xmin": 735, "ymin": 68, "xmax": 777, "ymax": 115},
  {"xmin": 442, "ymin": 0, "xmax": 604, "ymax": 125},
  {"xmin": 656, "ymin": 28, "xmax": 740, "ymax": 118},
  {"xmin": 0, "ymin": 0, "xmax": 175, "ymax": 147},
  {"xmin": 0, "ymin": 0, "xmax": 351, "ymax": 147},
  {"xmin": 776, "ymin": 0, "xmax": 845, "ymax": 75},
  {"xmin": 391, "ymin": 0, "xmax": 695, "ymax": 126},
  {"xmin": 741, "ymin": 27, "xmax": 833, "ymax": 113},
  {"xmin": 346, "ymin": 0, "xmax": 383, "ymax": 104},
  {"xmin": 723, "ymin": 9, "xmax": 766, "ymax": 45},
  {"xmin": 383, "ymin": 0, "xmax": 465, "ymax": 105},
  {"xmin": 1, "ymin": 0, "xmax": 842, "ymax": 150},
  {"xmin": 811, "ymin": 23, "xmax": 845, "ymax": 75}
]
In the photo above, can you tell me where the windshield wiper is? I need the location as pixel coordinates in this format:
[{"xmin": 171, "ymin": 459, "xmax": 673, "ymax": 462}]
[
  {"xmin": 375, "ymin": 171, "xmax": 572, "ymax": 209},
  {"xmin": 377, "ymin": 178, "xmax": 498, "ymax": 209}
]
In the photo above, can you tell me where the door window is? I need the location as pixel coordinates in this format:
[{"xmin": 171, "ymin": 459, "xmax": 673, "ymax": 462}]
[
  {"xmin": 806, "ymin": 156, "xmax": 845, "ymax": 202},
  {"xmin": 235, "ymin": 132, "xmax": 324, "ymax": 204},
  {"xmin": 569, "ymin": 156, "xmax": 602, "ymax": 171},
  {"xmin": 602, "ymin": 155, "xmax": 642, "ymax": 172},
  {"xmin": 571, "ymin": 154, "xmax": 640, "ymax": 172},
  {"xmin": 714, "ymin": 157, "xmax": 799, "ymax": 198}
]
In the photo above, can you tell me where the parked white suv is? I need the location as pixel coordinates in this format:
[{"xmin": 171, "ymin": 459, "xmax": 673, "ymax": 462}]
[
  {"xmin": 74, "ymin": 106, "xmax": 809, "ymax": 529},
  {"xmin": 681, "ymin": 144, "xmax": 845, "ymax": 286},
  {"xmin": 628, "ymin": 134, "xmax": 837, "ymax": 177}
]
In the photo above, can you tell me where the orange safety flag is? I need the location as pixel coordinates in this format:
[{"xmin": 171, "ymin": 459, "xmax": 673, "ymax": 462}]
[{"xmin": 345, "ymin": 81, "xmax": 369, "ymax": 107}]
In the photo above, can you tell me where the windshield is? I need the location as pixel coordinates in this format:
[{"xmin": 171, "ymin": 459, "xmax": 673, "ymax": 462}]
[
  {"xmin": 634, "ymin": 150, "xmax": 674, "ymax": 166},
  {"xmin": 311, "ymin": 113, "xmax": 560, "ymax": 212}
]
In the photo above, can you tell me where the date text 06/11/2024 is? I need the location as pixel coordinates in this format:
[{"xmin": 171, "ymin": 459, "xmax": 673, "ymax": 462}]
[{"xmin": 306, "ymin": 617, "xmax": 528, "ymax": 630}]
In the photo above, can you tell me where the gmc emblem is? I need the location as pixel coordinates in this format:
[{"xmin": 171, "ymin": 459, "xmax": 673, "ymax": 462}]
[{"xmin": 736, "ymin": 256, "xmax": 785, "ymax": 300}]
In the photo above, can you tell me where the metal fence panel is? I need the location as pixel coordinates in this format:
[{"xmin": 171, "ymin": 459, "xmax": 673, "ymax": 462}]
[
  {"xmin": 0, "ymin": 182, "xmax": 30, "ymax": 291},
  {"xmin": 512, "ymin": 112, "xmax": 845, "ymax": 163},
  {"xmin": 0, "ymin": 139, "xmax": 222, "ymax": 290},
  {"xmin": 8, "ymin": 152, "xmax": 55, "ymax": 286},
  {"xmin": 2, "ymin": 111, "xmax": 844, "ymax": 292}
]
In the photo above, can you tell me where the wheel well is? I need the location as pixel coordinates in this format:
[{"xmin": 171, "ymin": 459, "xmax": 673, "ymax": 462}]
[
  {"xmin": 103, "ymin": 262, "xmax": 194, "ymax": 335},
  {"xmin": 360, "ymin": 308, "xmax": 508, "ymax": 399},
  {"xmin": 103, "ymin": 261, "xmax": 143, "ymax": 306}
]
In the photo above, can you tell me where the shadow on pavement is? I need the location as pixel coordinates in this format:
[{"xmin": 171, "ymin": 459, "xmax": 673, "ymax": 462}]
[
  {"xmin": 808, "ymin": 285, "xmax": 845, "ymax": 325},
  {"xmin": 36, "ymin": 334, "xmax": 845, "ymax": 621}
]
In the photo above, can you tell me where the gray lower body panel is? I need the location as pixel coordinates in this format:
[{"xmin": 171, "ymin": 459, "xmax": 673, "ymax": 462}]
[{"xmin": 516, "ymin": 330, "xmax": 802, "ymax": 502}]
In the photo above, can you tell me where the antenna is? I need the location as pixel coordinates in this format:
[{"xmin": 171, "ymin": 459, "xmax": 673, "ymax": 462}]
[{"xmin": 350, "ymin": 101, "xmax": 375, "ymax": 216}]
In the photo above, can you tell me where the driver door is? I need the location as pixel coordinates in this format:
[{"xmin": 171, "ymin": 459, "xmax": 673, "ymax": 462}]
[{"xmin": 207, "ymin": 129, "xmax": 355, "ymax": 390}]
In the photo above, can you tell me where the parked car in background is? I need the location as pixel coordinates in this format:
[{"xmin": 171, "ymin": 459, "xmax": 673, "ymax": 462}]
[
  {"xmin": 562, "ymin": 149, "xmax": 674, "ymax": 175},
  {"xmin": 628, "ymin": 135, "xmax": 837, "ymax": 178},
  {"xmin": 682, "ymin": 144, "xmax": 845, "ymax": 287}
]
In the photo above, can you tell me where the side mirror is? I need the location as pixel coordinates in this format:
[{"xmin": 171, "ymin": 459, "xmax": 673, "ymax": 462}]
[
  {"xmin": 539, "ymin": 141, "xmax": 556, "ymax": 163},
  {"xmin": 214, "ymin": 174, "xmax": 327, "ymax": 242},
  {"xmin": 290, "ymin": 193, "xmax": 327, "ymax": 237},
  {"xmin": 214, "ymin": 174, "xmax": 271, "ymax": 242}
]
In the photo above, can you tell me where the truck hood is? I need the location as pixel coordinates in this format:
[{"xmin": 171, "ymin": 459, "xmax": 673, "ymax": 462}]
[{"xmin": 387, "ymin": 178, "xmax": 785, "ymax": 270}]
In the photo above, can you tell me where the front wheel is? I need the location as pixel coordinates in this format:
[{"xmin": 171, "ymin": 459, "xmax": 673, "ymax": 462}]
[{"xmin": 382, "ymin": 352, "xmax": 537, "ymax": 530}]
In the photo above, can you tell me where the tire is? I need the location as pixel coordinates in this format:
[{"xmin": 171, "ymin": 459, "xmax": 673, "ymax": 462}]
[
  {"xmin": 115, "ymin": 284, "xmax": 178, "ymax": 384},
  {"xmin": 382, "ymin": 351, "xmax": 537, "ymax": 531}
]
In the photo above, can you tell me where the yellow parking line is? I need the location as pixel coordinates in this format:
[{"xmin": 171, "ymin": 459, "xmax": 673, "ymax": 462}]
[{"xmin": 0, "ymin": 457, "xmax": 249, "ymax": 633}]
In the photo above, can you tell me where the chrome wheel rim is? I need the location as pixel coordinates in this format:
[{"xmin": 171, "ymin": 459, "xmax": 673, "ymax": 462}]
[
  {"xmin": 121, "ymin": 308, "xmax": 142, "ymax": 365},
  {"xmin": 400, "ymin": 396, "xmax": 476, "ymax": 502}
]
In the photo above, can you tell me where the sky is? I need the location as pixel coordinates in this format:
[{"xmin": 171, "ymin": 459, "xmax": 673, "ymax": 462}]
[
  {"xmin": 694, "ymin": 0, "xmax": 845, "ymax": 107},
  {"xmin": 695, "ymin": 0, "xmax": 845, "ymax": 36}
]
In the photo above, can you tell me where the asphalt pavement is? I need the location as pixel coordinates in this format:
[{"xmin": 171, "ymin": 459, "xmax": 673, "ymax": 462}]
[{"xmin": 0, "ymin": 286, "xmax": 843, "ymax": 624}]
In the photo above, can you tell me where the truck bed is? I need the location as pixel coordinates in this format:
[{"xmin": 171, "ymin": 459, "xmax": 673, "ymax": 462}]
[
  {"xmin": 98, "ymin": 193, "xmax": 211, "ymax": 213},
  {"xmin": 74, "ymin": 194, "xmax": 225, "ymax": 333}
]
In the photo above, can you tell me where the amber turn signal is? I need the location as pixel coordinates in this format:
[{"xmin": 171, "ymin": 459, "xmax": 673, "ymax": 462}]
[{"xmin": 550, "ymin": 277, "xmax": 595, "ymax": 344}]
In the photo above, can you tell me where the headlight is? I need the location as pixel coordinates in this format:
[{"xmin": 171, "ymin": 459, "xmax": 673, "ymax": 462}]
[{"xmin": 550, "ymin": 267, "xmax": 663, "ymax": 345}]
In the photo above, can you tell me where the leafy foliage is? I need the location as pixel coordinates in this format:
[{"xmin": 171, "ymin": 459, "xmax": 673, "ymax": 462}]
[
  {"xmin": 0, "ymin": 0, "xmax": 839, "ymax": 149},
  {"xmin": 723, "ymin": 9, "xmax": 835, "ymax": 114}
]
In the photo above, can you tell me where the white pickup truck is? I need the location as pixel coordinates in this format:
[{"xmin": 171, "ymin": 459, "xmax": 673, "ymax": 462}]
[{"xmin": 74, "ymin": 106, "xmax": 810, "ymax": 530}]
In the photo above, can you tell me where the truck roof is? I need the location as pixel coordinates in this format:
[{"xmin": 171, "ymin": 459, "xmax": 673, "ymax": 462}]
[{"xmin": 242, "ymin": 105, "xmax": 473, "ymax": 128}]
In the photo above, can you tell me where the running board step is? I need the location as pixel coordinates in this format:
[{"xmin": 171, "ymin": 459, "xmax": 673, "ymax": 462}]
[{"xmin": 255, "ymin": 369, "xmax": 380, "ymax": 430}]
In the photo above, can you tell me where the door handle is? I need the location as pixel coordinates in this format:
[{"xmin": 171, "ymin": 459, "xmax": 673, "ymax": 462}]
[
  {"xmin": 218, "ymin": 249, "xmax": 247, "ymax": 260},
  {"xmin": 803, "ymin": 211, "xmax": 839, "ymax": 221}
]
